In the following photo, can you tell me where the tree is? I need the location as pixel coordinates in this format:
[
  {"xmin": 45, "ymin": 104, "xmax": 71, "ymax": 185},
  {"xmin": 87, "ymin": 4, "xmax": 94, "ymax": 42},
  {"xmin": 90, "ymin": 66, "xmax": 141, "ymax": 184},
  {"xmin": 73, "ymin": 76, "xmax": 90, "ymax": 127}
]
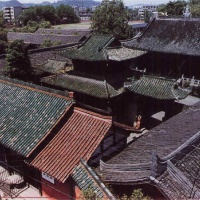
[
  {"xmin": 18, "ymin": 5, "xmax": 58, "ymax": 26},
  {"xmin": 157, "ymin": 4, "xmax": 167, "ymax": 14},
  {"xmin": 39, "ymin": 5, "xmax": 58, "ymax": 25},
  {"xmin": 189, "ymin": 0, "xmax": 200, "ymax": 4},
  {"xmin": 91, "ymin": 0, "xmax": 133, "ymax": 40},
  {"xmin": 129, "ymin": 189, "xmax": 152, "ymax": 200},
  {"xmin": 120, "ymin": 189, "xmax": 152, "ymax": 200},
  {"xmin": 40, "ymin": 39, "xmax": 61, "ymax": 48},
  {"xmin": 0, "ymin": 28, "xmax": 7, "ymax": 54},
  {"xmin": 56, "ymin": 4, "xmax": 80, "ymax": 23},
  {"xmin": 82, "ymin": 187, "xmax": 96, "ymax": 200},
  {"xmin": 157, "ymin": 0, "xmax": 186, "ymax": 16},
  {"xmin": 0, "ymin": 11, "xmax": 7, "ymax": 54},
  {"xmin": 18, "ymin": 5, "xmax": 79, "ymax": 26},
  {"xmin": 17, "ymin": 7, "xmax": 38, "ymax": 26},
  {"xmin": 189, "ymin": 0, "xmax": 200, "ymax": 17},
  {"xmin": 4, "ymin": 40, "xmax": 33, "ymax": 81}
]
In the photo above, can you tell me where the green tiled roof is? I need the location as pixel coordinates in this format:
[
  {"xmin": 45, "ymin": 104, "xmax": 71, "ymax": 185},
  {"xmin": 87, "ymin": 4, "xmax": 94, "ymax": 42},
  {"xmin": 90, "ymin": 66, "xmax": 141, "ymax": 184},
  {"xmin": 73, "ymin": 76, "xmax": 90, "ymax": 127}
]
[
  {"xmin": 0, "ymin": 78, "xmax": 72, "ymax": 157},
  {"xmin": 72, "ymin": 164, "xmax": 104, "ymax": 198},
  {"xmin": 60, "ymin": 34, "xmax": 115, "ymax": 61},
  {"xmin": 125, "ymin": 75, "xmax": 191, "ymax": 100},
  {"xmin": 42, "ymin": 73, "xmax": 124, "ymax": 99}
]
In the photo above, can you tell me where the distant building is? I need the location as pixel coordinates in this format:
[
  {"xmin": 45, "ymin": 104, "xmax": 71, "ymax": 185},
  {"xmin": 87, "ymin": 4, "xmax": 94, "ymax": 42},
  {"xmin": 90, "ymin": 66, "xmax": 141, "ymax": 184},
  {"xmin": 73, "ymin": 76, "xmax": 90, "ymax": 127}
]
[
  {"xmin": 2, "ymin": 6, "xmax": 24, "ymax": 22},
  {"xmin": 73, "ymin": 6, "xmax": 98, "ymax": 21},
  {"xmin": 135, "ymin": 5, "xmax": 157, "ymax": 20},
  {"xmin": 131, "ymin": 23, "xmax": 148, "ymax": 36}
]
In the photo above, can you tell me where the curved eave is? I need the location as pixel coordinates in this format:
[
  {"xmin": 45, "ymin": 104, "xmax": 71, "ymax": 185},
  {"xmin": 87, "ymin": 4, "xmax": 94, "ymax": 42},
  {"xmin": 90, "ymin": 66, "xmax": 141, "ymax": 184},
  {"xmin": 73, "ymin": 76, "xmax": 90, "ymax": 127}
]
[{"xmin": 125, "ymin": 86, "xmax": 191, "ymax": 100}]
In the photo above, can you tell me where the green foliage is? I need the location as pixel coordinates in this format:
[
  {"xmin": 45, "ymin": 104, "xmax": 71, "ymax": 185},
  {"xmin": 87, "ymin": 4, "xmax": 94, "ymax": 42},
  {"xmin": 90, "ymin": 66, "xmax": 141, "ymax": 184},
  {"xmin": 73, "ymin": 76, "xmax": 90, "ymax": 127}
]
[
  {"xmin": 91, "ymin": 0, "xmax": 133, "ymax": 40},
  {"xmin": 18, "ymin": 7, "xmax": 38, "ymax": 26},
  {"xmin": 119, "ymin": 189, "xmax": 152, "ymax": 200},
  {"xmin": 18, "ymin": 5, "xmax": 58, "ymax": 26},
  {"xmin": 4, "ymin": 40, "xmax": 33, "ymax": 81},
  {"xmin": 0, "ymin": 40, "xmax": 7, "ymax": 54},
  {"xmin": 190, "ymin": 4, "xmax": 200, "ymax": 16},
  {"xmin": 144, "ymin": 11, "xmax": 154, "ymax": 23},
  {"xmin": 157, "ymin": 4, "xmax": 167, "ymax": 13},
  {"xmin": 189, "ymin": 0, "xmax": 200, "ymax": 4},
  {"xmin": 129, "ymin": 189, "xmax": 152, "ymax": 200},
  {"xmin": 14, "ymin": 20, "xmax": 51, "ymax": 33},
  {"xmin": 0, "ymin": 28, "xmax": 7, "ymax": 42},
  {"xmin": 165, "ymin": 0, "xmax": 187, "ymax": 16},
  {"xmin": 157, "ymin": 0, "xmax": 200, "ymax": 17},
  {"xmin": 40, "ymin": 39, "xmax": 61, "ymax": 48},
  {"xmin": 82, "ymin": 186, "xmax": 96, "ymax": 200},
  {"xmin": 86, "ymin": 7, "xmax": 91, "ymax": 13},
  {"xmin": 0, "ymin": 10, "xmax": 7, "ymax": 28},
  {"xmin": 128, "ymin": 8, "xmax": 139, "ymax": 20},
  {"xmin": 18, "ymin": 4, "xmax": 79, "ymax": 26},
  {"xmin": 56, "ymin": 4, "xmax": 80, "ymax": 23},
  {"xmin": 157, "ymin": 0, "xmax": 187, "ymax": 16},
  {"xmin": 0, "ymin": 11, "xmax": 7, "ymax": 54},
  {"xmin": 39, "ymin": 20, "xmax": 52, "ymax": 28}
]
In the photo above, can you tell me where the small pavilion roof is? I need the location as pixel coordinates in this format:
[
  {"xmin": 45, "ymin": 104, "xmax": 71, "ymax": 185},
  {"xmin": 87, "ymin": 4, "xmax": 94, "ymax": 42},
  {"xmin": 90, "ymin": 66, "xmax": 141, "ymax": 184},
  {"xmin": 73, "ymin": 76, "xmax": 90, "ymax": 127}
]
[
  {"xmin": 124, "ymin": 75, "xmax": 191, "ymax": 100},
  {"xmin": 0, "ymin": 77, "xmax": 72, "ymax": 157},
  {"xmin": 124, "ymin": 18, "xmax": 200, "ymax": 56},
  {"xmin": 41, "ymin": 73, "xmax": 124, "ymax": 99},
  {"xmin": 31, "ymin": 107, "xmax": 112, "ymax": 183},
  {"xmin": 60, "ymin": 34, "xmax": 115, "ymax": 61}
]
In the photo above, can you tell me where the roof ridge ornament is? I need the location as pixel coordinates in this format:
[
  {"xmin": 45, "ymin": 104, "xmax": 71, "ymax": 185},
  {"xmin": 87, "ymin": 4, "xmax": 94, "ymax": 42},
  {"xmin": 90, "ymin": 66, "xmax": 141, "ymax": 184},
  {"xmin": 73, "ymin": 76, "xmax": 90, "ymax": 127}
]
[{"xmin": 183, "ymin": 5, "xmax": 191, "ymax": 19}]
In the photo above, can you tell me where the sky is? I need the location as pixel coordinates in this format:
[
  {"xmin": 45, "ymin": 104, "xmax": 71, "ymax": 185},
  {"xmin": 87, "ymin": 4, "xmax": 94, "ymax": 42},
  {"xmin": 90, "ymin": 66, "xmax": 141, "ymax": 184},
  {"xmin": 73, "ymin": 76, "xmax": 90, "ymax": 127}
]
[{"xmin": 1, "ymin": 0, "xmax": 170, "ymax": 6}]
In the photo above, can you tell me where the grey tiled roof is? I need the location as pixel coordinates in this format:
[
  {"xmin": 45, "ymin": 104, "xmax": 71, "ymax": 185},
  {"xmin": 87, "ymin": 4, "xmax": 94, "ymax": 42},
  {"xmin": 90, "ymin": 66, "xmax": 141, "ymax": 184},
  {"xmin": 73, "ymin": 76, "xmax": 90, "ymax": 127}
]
[
  {"xmin": 7, "ymin": 32, "xmax": 84, "ymax": 45},
  {"xmin": 124, "ymin": 18, "xmax": 200, "ymax": 56},
  {"xmin": 157, "ymin": 171, "xmax": 188, "ymax": 199},
  {"xmin": 98, "ymin": 101, "xmax": 200, "ymax": 183},
  {"xmin": 35, "ymin": 59, "xmax": 69, "ymax": 74},
  {"xmin": 157, "ymin": 142, "xmax": 200, "ymax": 199},
  {"xmin": 0, "ymin": 77, "xmax": 72, "ymax": 157},
  {"xmin": 125, "ymin": 75, "xmax": 191, "ymax": 100},
  {"xmin": 105, "ymin": 47, "xmax": 146, "ymax": 61},
  {"xmin": 41, "ymin": 73, "xmax": 124, "ymax": 98},
  {"xmin": 35, "ymin": 28, "xmax": 91, "ymax": 37},
  {"xmin": 29, "ymin": 50, "xmax": 68, "ymax": 66}
]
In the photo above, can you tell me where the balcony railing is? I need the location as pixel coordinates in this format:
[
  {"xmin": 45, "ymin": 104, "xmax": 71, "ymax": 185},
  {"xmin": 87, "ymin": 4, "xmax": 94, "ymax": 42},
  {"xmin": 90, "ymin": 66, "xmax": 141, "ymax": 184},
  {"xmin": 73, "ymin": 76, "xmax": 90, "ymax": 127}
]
[{"xmin": 0, "ymin": 162, "xmax": 28, "ymax": 198}]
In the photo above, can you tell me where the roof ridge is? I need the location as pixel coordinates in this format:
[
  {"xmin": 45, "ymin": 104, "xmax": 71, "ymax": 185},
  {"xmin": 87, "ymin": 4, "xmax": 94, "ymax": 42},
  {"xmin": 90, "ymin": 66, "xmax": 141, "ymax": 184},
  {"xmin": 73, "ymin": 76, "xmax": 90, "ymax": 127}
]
[
  {"xmin": 80, "ymin": 159, "xmax": 115, "ymax": 200},
  {"xmin": 104, "ymin": 80, "xmax": 110, "ymax": 99},
  {"xmin": 9, "ymin": 32, "xmax": 83, "ymax": 37},
  {"xmin": 0, "ymin": 76, "xmax": 71, "ymax": 101},
  {"xmin": 143, "ymin": 74, "xmax": 176, "ymax": 82},
  {"xmin": 74, "ymin": 107, "xmax": 112, "ymax": 122},
  {"xmin": 171, "ymin": 83, "xmax": 179, "ymax": 100}
]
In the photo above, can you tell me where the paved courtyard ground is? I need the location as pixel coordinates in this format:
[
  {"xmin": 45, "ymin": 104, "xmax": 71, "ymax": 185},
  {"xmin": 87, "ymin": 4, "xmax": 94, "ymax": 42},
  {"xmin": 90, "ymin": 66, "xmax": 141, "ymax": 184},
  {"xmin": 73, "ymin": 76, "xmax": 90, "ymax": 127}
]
[{"xmin": 53, "ymin": 20, "xmax": 145, "ymax": 30}]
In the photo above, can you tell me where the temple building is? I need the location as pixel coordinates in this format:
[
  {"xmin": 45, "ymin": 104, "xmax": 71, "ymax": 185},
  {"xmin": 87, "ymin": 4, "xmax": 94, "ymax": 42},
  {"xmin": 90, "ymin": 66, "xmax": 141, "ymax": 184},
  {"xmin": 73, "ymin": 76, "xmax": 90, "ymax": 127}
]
[
  {"xmin": 121, "ymin": 18, "xmax": 200, "ymax": 127},
  {"xmin": 41, "ymin": 34, "xmax": 146, "ymax": 125}
]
